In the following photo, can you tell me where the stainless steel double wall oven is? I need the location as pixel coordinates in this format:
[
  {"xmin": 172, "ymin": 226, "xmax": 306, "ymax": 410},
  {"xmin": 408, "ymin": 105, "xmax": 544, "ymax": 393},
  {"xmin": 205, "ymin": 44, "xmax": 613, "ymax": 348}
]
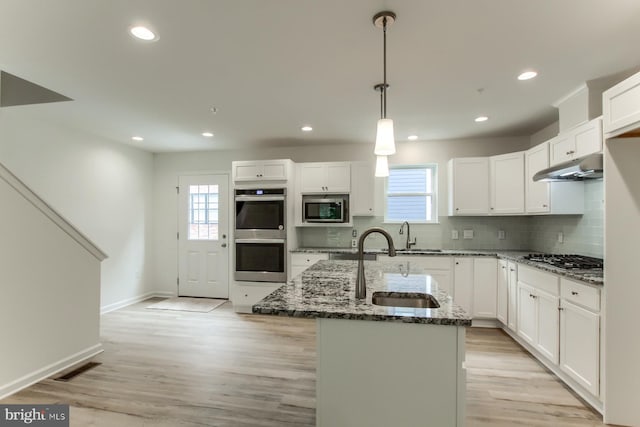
[{"xmin": 234, "ymin": 188, "xmax": 287, "ymax": 282}]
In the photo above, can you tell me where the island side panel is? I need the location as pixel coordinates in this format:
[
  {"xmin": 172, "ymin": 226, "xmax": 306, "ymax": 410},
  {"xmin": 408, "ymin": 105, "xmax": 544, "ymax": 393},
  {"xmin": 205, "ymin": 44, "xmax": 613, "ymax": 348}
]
[{"xmin": 316, "ymin": 318, "xmax": 464, "ymax": 427}]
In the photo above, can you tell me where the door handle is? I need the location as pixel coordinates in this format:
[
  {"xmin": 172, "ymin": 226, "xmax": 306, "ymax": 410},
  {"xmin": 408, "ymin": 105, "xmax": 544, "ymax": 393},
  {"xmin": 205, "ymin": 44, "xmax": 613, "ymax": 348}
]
[{"xmin": 221, "ymin": 243, "xmax": 227, "ymax": 248}]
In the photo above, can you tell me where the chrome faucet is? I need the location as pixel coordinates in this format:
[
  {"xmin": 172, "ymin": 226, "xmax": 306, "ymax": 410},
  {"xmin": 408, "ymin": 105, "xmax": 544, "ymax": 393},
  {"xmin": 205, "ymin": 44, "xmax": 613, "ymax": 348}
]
[
  {"xmin": 355, "ymin": 227, "xmax": 396, "ymax": 299},
  {"xmin": 399, "ymin": 221, "xmax": 417, "ymax": 250}
]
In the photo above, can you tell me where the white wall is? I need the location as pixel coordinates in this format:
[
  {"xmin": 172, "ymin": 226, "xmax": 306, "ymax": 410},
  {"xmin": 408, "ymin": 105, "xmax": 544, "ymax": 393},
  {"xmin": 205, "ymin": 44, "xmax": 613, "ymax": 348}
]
[
  {"xmin": 153, "ymin": 136, "xmax": 530, "ymax": 294},
  {"xmin": 604, "ymin": 137, "xmax": 640, "ymax": 426},
  {"xmin": 0, "ymin": 172, "xmax": 102, "ymax": 397},
  {"xmin": 0, "ymin": 107, "xmax": 154, "ymax": 312}
]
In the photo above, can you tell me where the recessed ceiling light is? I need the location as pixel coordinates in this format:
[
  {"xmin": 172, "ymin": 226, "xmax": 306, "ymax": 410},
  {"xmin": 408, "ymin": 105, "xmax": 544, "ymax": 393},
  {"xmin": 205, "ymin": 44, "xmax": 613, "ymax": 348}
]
[
  {"xmin": 475, "ymin": 116, "xmax": 489, "ymax": 123},
  {"xmin": 301, "ymin": 126, "xmax": 313, "ymax": 132},
  {"xmin": 129, "ymin": 26, "xmax": 157, "ymax": 41},
  {"xmin": 517, "ymin": 71, "xmax": 538, "ymax": 81},
  {"xmin": 202, "ymin": 132, "xmax": 214, "ymax": 137},
  {"xmin": 131, "ymin": 136, "xmax": 144, "ymax": 141},
  {"xmin": 407, "ymin": 135, "xmax": 418, "ymax": 141}
]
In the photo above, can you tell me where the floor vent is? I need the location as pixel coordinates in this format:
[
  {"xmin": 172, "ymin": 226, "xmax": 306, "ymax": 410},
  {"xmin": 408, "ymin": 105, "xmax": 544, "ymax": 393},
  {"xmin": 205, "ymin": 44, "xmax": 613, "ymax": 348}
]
[{"xmin": 54, "ymin": 362, "xmax": 101, "ymax": 382}]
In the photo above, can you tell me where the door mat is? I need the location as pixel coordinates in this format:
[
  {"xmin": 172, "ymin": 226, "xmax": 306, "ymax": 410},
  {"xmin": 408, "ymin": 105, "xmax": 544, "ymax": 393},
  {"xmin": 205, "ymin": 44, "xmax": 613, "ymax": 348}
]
[{"xmin": 146, "ymin": 297, "xmax": 227, "ymax": 313}]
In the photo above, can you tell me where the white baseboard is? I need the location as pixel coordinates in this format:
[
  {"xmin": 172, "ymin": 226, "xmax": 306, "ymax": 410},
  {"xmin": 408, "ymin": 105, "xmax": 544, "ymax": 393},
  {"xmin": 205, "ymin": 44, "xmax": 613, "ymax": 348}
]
[
  {"xmin": 100, "ymin": 291, "xmax": 175, "ymax": 315},
  {"xmin": 471, "ymin": 318, "xmax": 500, "ymax": 328},
  {"xmin": 0, "ymin": 344, "xmax": 103, "ymax": 400}
]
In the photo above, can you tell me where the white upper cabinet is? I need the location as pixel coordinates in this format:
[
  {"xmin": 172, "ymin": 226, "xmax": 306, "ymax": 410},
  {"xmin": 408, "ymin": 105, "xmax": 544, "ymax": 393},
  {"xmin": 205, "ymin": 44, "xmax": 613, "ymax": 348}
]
[
  {"xmin": 350, "ymin": 161, "xmax": 376, "ymax": 216},
  {"xmin": 299, "ymin": 162, "xmax": 351, "ymax": 194},
  {"xmin": 603, "ymin": 70, "xmax": 640, "ymax": 138},
  {"xmin": 525, "ymin": 142, "xmax": 551, "ymax": 213},
  {"xmin": 490, "ymin": 152, "xmax": 525, "ymax": 215},
  {"xmin": 549, "ymin": 117, "xmax": 602, "ymax": 166},
  {"xmin": 448, "ymin": 157, "xmax": 490, "ymax": 216},
  {"xmin": 525, "ymin": 142, "xmax": 585, "ymax": 215},
  {"xmin": 233, "ymin": 159, "xmax": 292, "ymax": 182}
]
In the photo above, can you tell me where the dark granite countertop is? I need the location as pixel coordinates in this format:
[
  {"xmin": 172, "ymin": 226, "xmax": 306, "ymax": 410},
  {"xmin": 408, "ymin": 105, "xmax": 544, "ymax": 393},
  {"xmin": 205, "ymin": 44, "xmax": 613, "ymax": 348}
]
[
  {"xmin": 291, "ymin": 248, "xmax": 603, "ymax": 286},
  {"xmin": 253, "ymin": 260, "xmax": 472, "ymax": 326}
]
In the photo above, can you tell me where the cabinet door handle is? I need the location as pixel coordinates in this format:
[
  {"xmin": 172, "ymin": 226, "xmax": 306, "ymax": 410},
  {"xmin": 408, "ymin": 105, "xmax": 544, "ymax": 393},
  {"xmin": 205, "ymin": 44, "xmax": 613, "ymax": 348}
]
[
  {"xmin": 501, "ymin": 266, "xmax": 506, "ymax": 269},
  {"xmin": 490, "ymin": 207, "xmax": 494, "ymax": 210},
  {"xmin": 559, "ymin": 307, "xmax": 564, "ymax": 311},
  {"xmin": 510, "ymin": 268, "xmax": 515, "ymax": 272},
  {"xmin": 571, "ymin": 291, "xmax": 579, "ymax": 296},
  {"xmin": 456, "ymin": 208, "xmax": 460, "ymax": 211},
  {"xmin": 542, "ymin": 204, "xmax": 548, "ymax": 208},
  {"xmin": 221, "ymin": 243, "xmax": 227, "ymax": 248}
]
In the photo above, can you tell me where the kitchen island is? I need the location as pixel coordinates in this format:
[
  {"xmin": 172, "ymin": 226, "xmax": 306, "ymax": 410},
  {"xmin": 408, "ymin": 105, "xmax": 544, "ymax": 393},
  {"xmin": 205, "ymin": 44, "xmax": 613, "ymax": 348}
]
[{"xmin": 253, "ymin": 259, "xmax": 471, "ymax": 427}]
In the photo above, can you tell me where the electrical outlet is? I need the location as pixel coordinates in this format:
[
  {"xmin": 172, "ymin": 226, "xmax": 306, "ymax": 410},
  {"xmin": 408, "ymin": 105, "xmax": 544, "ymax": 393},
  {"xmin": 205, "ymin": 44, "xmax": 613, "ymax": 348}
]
[
  {"xmin": 558, "ymin": 232, "xmax": 564, "ymax": 243},
  {"xmin": 498, "ymin": 230, "xmax": 506, "ymax": 240},
  {"xmin": 451, "ymin": 230, "xmax": 459, "ymax": 240},
  {"xmin": 351, "ymin": 239, "xmax": 357, "ymax": 248},
  {"xmin": 463, "ymin": 229, "xmax": 474, "ymax": 240},
  {"xmin": 352, "ymin": 229, "xmax": 357, "ymax": 238}
]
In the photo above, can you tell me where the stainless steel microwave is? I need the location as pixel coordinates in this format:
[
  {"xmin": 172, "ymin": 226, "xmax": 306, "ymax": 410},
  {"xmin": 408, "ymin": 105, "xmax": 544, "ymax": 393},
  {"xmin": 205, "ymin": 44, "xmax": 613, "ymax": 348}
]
[{"xmin": 303, "ymin": 196, "xmax": 348, "ymax": 223}]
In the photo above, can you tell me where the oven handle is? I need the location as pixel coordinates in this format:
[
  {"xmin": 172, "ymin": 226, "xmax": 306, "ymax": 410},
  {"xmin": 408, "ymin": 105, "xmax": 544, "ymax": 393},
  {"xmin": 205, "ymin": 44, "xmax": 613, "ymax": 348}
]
[
  {"xmin": 235, "ymin": 238, "xmax": 286, "ymax": 244},
  {"xmin": 234, "ymin": 196, "xmax": 285, "ymax": 202}
]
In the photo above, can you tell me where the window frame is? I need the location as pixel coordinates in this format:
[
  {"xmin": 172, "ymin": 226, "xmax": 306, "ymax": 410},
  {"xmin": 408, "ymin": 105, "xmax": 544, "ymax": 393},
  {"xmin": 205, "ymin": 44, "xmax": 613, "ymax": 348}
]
[{"xmin": 383, "ymin": 164, "xmax": 438, "ymax": 224}]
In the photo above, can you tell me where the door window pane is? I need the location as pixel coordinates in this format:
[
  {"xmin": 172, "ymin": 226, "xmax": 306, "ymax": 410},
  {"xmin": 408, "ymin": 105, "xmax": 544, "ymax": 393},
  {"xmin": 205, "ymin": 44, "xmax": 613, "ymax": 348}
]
[{"xmin": 189, "ymin": 185, "xmax": 219, "ymax": 240}]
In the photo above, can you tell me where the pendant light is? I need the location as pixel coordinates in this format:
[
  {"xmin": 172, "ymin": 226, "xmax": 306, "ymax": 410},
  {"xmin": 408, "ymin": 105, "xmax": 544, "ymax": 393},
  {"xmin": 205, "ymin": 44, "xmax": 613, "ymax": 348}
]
[
  {"xmin": 375, "ymin": 155, "xmax": 389, "ymax": 177},
  {"xmin": 373, "ymin": 11, "xmax": 396, "ymax": 157}
]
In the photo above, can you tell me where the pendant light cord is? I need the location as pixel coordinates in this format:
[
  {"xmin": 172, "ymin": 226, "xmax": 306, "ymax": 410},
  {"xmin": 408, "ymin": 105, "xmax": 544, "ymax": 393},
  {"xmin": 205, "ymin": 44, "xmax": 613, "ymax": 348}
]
[{"xmin": 382, "ymin": 16, "xmax": 388, "ymax": 119}]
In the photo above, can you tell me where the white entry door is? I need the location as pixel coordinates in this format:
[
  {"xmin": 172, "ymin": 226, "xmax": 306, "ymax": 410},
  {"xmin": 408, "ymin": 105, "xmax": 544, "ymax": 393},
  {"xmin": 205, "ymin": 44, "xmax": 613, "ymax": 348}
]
[{"xmin": 178, "ymin": 174, "xmax": 229, "ymax": 298}]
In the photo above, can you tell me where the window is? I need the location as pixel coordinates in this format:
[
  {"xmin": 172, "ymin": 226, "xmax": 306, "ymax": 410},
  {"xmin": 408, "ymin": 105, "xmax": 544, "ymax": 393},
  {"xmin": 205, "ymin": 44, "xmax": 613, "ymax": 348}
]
[
  {"xmin": 385, "ymin": 165, "xmax": 437, "ymax": 223},
  {"xmin": 188, "ymin": 185, "xmax": 219, "ymax": 240}
]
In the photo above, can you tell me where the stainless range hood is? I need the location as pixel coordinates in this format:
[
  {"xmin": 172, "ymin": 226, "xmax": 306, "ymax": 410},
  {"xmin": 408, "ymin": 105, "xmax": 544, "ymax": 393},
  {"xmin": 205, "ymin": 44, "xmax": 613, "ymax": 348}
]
[{"xmin": 533, "ymin": 153, "xmax": 603, "ymax": 182}]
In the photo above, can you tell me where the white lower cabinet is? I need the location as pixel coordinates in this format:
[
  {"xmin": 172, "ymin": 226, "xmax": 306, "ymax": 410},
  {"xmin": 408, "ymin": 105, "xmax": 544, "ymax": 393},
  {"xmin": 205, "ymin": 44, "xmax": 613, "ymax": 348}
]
[
  {"xmin": 507, "ymin": 262, "xmax": 518, "ymax": 331},
  {"xmin": 472, "ymin": 258, "xmax": 497, "ymax": 318},
  {"xmin": 560, "ymin": 279, "xmax": 601, "ymax": 397},
  {"xmin": 516, "ymin": 265, "xmax": 560, "ymax": 364},
  {"xmin": 233, "ymin": 282, "xmax": 281, "ymax": 313},
  {"xmin": 453, "ymin": 258, "xmax": 474, "ymax": 314},
  {"xmin": 497, "ymin": 260, "xmax": 518, "ymax": 329},
  {"xmin": 453, "ymin": 257, "xmax": 497, "ymax": 318},
  {"xmin": 536, "ymin": 288, "xmax": 560, "ymax": 363},
  {"xmin": 290, "ymin": 253, "xmax": 329, "ymax": 279},
  {"xmin": 497, "ymin": 260, "xmax": 509, "ymax": 324},
  {"xmin": 382, "ymin": 255, "xmax": 453, "ymax": 293}
]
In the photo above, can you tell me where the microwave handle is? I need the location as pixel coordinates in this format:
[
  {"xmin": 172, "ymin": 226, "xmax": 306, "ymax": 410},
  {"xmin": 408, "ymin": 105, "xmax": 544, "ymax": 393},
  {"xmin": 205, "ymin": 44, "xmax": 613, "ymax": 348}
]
[{"xmin": 235, "ymin": 238, "xmax": 286, "ymax": 244}]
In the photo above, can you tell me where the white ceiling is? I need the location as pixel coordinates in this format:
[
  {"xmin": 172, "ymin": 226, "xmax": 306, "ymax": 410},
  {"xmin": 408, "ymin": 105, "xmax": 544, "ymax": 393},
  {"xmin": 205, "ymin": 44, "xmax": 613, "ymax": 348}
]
[{"xmin": 1, "ymin": 0, "xmax": 639, "ymax": 152}]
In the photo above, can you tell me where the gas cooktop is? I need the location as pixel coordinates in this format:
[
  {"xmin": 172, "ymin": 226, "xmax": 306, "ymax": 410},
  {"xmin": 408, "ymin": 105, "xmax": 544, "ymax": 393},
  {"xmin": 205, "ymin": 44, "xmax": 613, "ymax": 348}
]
[{"xmin": 522, "ymin": 254, "xmax": 603, "ymax": 270}]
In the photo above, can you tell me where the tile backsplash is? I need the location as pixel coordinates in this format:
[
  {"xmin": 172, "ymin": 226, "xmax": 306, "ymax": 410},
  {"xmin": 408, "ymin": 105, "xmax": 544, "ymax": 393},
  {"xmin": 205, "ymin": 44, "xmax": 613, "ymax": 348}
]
[
  {"xmin": 527, "ymin": 180, "xmax": 603, "ymax": 258},
  {"xmin": 297, "ymin": 180, "xmax": 604, "ymax": 258}
]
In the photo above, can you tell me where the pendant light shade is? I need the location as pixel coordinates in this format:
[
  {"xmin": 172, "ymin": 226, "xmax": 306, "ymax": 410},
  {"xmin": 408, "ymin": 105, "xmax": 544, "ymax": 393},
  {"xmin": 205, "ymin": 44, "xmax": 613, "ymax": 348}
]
[
  {"xmin": 372, "ymin": 11, "xmax": 397, "ymax": 161},
  {"xmin": 375, "ymin": 155, "xmax": 389, "ymax": 177},
  {"xmin": 374, "ymin": 118, "xmax": 395, "ymax": 155}
]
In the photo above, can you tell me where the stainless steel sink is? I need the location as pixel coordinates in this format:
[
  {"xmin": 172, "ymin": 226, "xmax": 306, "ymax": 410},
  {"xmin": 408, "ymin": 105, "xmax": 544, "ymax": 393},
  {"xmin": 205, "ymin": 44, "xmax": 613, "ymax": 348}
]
[{"xmin": 371, "ymin": 292, "xmax": 441, "ymax": 308}]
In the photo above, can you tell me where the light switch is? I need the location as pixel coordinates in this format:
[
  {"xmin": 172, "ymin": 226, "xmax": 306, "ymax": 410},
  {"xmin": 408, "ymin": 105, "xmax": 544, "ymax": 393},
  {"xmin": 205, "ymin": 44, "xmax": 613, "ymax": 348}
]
[
  {"xmin": 498, "ymin": 230, "xmax": 506, "ymax": 240},
  {"xmin": 352, "ymin": 229, "xmax": 358, "ymax": 238},
  {"xmin": 463, "ymin": 229, "xmax": 474, "ymax": 239},
  {"xmin": 451, "ymin": 230, "xmax": 459, "ymax": 240}
]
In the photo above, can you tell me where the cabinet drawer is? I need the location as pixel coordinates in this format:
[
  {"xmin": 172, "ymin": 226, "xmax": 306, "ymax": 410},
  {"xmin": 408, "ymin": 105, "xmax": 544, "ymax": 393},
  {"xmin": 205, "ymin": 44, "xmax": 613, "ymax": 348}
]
[
  {"xmin": 561, "ymin": 279, "xmax": 600, "ymax": 312},
  {"xmin": 291, "ymin": 253, "xmax": 329, "ymax": 267},
  {"xmin": 517, "ymin": 264, "xmax": 559, "ymax": 296}
]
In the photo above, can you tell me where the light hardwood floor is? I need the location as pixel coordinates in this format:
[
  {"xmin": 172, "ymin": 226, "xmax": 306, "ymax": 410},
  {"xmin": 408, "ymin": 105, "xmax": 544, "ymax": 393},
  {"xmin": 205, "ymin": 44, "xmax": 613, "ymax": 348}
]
[{"xmin": 2, "ymin": 299, "xmax": 610, "ymax": 426}]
